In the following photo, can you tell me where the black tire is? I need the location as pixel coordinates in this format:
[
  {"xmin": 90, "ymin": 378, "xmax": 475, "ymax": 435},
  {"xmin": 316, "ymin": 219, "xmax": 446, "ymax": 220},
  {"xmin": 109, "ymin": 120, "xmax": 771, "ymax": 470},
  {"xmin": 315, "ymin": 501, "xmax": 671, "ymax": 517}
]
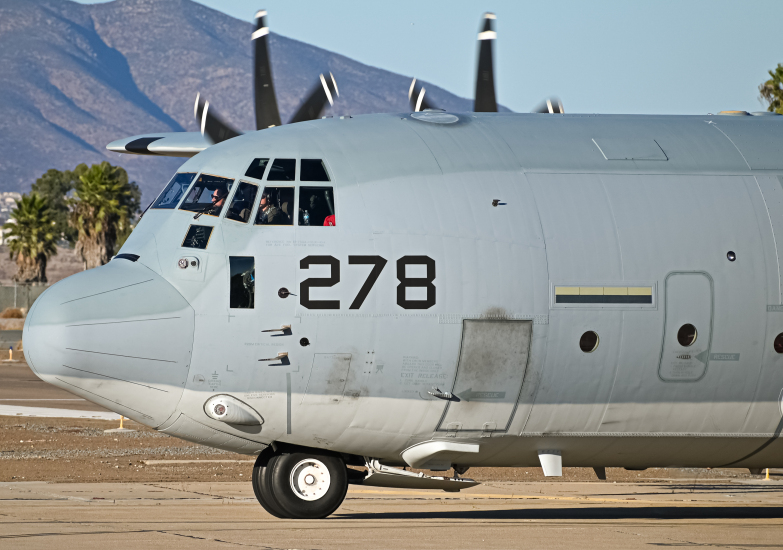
[
  {"xmin": 269, "ymin": 451, "xmax": 348, "ymax": 519},
  {"xmin": 252, "ymin": 453, "xmax": 289, "ymax": 518}
]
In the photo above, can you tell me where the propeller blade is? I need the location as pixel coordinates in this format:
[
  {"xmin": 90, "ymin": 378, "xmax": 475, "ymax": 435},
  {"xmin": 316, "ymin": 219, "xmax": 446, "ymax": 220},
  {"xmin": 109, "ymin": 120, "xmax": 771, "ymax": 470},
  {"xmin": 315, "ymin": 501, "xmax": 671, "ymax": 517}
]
[
  {"xmin": 531, "ymin": 97, "xmax": 565, "ymax": 114},
  {"xmin": 288, "ymin": 73, "xmax": 339, "ymax": 124},
  {"xmin": 408, "ymin": 78, "xmax": 436, "ymax": 112},
  {"xmin": 474, "ymin": 12, "xmax": 498, "ymax": 113},
  {"xmin": 194, "ymin": 93, "xmax": 242, "ymax": 144},
  {"xmin": 253, "ymin": 10, "xmax": 282, "ymax": 129}
]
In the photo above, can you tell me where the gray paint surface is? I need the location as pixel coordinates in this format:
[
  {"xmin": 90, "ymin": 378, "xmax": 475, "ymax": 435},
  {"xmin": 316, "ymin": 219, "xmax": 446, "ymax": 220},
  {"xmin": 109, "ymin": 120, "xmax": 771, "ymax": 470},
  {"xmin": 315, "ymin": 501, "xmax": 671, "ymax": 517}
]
[{"xmin": 23, "ymin": 111, "xmax": 783, "ymax": 469}]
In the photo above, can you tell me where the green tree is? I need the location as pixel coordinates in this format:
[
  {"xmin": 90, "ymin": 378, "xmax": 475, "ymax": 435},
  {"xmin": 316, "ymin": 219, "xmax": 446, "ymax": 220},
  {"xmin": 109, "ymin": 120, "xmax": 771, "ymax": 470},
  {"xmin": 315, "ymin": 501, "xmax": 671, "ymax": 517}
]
[
  {"xmin": 4, "ymin": 193, "xmax": 58, "ymax": 283},
  {"xmin": 30, "ymin": 166, "xmax": 85, "ymax": 246},
  {"xmin": 69, "ymin": 162, "xmax": 141, "ymax": 269},
  {"xmin": 759, "ymin": 63, "xmax": 783, "ymax": 114}
]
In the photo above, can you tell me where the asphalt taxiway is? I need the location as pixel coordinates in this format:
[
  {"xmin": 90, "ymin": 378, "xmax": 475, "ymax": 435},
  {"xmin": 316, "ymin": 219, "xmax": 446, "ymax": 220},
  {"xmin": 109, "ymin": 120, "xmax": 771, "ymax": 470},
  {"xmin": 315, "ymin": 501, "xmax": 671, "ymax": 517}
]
[
  {"xmin": 3, "ymin": 360, "xmax": 783, "ymax": 548},
  {"xmin": 0, "ymin": 361, "xmax": 109, "ymax": 413},
  {"xmin": 2, "ymin": 480, "xmax": 783, "ymax": 549}
]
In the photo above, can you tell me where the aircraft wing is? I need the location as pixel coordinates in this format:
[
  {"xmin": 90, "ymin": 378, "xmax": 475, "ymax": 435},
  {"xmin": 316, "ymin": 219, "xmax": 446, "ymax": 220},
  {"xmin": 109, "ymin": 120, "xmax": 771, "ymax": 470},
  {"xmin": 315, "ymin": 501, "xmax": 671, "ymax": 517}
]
[{"xmin": 106, "ymin": 132, "xmax": 211, "ymax": 157}]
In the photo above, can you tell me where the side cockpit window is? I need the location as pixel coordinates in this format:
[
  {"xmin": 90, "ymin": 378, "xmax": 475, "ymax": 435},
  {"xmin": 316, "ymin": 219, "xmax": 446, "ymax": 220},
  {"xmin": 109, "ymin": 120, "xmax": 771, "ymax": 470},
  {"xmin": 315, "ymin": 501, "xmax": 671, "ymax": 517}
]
[
  {"xmin": 255, "ymin": 186, "xmax": 293, "ymax": 226},
  {"xmin": 225, "ymin": 181, "xmax": 259, "ymax": 223},
  {"xmin": 229, "ymin": 256, "xmax": 254, "ymax": 309},
  {"xmin": 299, "ymin": 186, "xmax": 335, "ymax": 226},
  {"xmin": 299, "ymin": 160, "xmax": 334, "ymax": 226},
  {"xmin": 178, "ymin": 174, "xmax": 234, "ymax": 217},
  {"xmin": 267, "ymin": 158, "xmax": 296, "ymax": 181},
  {"xmin": 300, "ymin": 159, "xmax": 330, "ymax": 182},
  {"xmin": 151, "ymin": 172, "xmax": 196, "ymax": 209},
  {"xmin": 245, "ymin": 158, "xmax": 270, "ymax": 180}
]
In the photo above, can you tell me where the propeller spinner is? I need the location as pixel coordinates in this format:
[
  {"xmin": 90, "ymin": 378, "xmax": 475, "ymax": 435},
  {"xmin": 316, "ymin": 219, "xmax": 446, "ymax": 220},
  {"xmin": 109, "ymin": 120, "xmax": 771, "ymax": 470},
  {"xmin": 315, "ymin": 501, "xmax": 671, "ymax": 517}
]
[{"xmin": 195, "ymin": 9, "xmax": 339, "ymax": 144}]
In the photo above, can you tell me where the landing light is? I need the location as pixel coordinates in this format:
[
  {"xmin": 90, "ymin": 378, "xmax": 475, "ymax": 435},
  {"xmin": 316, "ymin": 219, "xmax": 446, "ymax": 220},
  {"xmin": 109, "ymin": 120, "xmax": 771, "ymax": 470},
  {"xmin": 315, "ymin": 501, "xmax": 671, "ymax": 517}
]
[{"xmin": 203, "ymin": 395, "xmax": 264, "ymax": 426}]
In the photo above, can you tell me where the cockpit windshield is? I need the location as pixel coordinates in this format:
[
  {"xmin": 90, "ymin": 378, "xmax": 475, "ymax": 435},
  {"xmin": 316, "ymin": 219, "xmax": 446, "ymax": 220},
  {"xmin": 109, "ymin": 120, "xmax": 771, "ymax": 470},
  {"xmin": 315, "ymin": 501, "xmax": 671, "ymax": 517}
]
[
  {"xmin": 226, "ymin": 181, "xmax": 259, "ymax": 223},
  {"xmin": 178, "ymin": 174, "xmax": 234, "ymax": 217},
  {"xmin": 151, "ymin": 172, "xmax": 197, "ymax": 209}
]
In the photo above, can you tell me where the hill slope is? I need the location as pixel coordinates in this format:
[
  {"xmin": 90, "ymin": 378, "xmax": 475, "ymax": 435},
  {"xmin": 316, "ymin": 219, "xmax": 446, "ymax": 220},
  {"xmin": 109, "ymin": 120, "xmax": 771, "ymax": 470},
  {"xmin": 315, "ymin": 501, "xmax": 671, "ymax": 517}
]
[{"xmin": 0, "ymin": 0, "xmax": 495, "ymax": 201}]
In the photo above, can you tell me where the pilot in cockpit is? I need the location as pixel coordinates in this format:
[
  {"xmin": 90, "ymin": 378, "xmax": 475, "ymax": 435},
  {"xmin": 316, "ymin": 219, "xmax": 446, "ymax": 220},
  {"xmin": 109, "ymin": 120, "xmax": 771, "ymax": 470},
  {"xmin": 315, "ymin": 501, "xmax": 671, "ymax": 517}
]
[
  {"xmin": 193, "ymin": 186, "xmax": 229, "ymax": 219},
  {"xmin": 256, "ymin": 192, "xmax": 288, "ymax": 225},
  {"xmin": 207, "ymin": 187, "xmax": 228, "ymax": 215},
  {"xmin": 213, "ymin": 188, "xmax": 227, "ymax": 205}
]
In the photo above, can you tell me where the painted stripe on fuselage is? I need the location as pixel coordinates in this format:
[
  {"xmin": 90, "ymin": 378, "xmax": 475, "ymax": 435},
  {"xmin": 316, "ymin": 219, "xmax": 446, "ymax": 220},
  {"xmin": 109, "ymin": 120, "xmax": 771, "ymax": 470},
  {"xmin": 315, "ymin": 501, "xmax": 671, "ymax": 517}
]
[{"xmin": 555, "ymin": 286, "xmax": 653, "ymax": 304}]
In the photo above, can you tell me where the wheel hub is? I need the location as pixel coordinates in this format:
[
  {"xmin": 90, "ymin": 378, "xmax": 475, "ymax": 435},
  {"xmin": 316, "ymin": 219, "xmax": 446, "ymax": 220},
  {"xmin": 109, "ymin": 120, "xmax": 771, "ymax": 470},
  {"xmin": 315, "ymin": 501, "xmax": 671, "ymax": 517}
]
[{"xmin": 289, "ymin": 458, "xmax": 331, "ymax": 501}]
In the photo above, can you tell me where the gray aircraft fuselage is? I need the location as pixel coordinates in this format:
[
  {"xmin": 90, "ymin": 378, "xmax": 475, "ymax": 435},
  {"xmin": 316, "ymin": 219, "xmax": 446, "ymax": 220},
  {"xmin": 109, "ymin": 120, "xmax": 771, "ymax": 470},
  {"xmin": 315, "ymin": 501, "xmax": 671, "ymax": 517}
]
[{"xmin": 23, "ymin": 111, "xmax": 783, "ymax": 470}]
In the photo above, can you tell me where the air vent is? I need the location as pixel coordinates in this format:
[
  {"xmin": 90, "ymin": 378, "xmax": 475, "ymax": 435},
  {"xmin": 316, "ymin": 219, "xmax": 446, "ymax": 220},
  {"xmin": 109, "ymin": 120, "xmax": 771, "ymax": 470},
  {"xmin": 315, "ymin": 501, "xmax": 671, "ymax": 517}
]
[
  {"xmin": 592, "ymin": 138, "xmax": 668, "ymax": 161},
  {"xmin": 411, "ymin": 112, "xmax": 459, "ymax": 124}
]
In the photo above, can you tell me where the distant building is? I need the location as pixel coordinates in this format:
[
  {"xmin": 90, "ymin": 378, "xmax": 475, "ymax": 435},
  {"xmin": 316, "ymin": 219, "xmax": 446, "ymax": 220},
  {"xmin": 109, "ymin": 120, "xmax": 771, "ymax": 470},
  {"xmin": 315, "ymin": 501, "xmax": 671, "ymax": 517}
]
[{"xmin": 0, "ymin": 192, "xmax": 21, "ymax": 245}]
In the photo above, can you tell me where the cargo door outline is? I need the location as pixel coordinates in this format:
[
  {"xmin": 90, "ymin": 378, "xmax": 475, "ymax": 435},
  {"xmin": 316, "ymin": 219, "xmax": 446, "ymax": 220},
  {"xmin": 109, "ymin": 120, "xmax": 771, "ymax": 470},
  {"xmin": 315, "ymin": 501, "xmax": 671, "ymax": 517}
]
[
  {"xmin": 658, "ymin": 271, "xmax": 714, "ymax": 382},
  {"xmin": 436, "ymin": 319, "xmax": 533, "ymax": 433}
]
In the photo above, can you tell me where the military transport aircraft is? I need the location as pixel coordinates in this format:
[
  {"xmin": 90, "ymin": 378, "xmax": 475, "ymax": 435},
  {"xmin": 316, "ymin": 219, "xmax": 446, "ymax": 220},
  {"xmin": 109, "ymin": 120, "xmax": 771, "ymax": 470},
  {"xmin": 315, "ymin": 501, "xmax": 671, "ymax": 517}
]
[{"xmin": 23, "ymin": 9, "xmax": 783, "ymax": 520}]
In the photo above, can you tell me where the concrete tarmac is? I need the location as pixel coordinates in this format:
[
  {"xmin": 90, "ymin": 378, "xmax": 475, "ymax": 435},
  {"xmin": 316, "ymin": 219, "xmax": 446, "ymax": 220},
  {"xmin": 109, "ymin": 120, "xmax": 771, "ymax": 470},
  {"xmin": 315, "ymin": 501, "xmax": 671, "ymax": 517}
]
[
  {"xmin": 0, "ymin": 361, "xmax": 109, "ymax": 413},
  {"xmin": 2, "ymin": 480, "xmax": 783, "ymax": 549}
]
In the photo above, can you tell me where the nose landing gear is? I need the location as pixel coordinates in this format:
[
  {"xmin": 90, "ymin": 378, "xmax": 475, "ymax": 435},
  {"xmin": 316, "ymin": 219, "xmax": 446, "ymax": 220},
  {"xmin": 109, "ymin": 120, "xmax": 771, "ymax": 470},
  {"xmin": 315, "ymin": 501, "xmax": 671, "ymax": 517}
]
[{"xmin": 252, "ymin": 448, "xmax": 348, "ymax": 519}]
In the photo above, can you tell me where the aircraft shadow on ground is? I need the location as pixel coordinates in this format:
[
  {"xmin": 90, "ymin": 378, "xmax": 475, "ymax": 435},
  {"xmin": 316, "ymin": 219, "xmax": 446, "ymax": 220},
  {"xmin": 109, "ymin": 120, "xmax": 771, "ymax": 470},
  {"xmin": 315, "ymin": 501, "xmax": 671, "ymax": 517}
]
[
  {"xmin": 593, "ymin": 484, "xmax": 783, "ymax": 497},
  {"xmin": 336, "ymin": 506, "xmax": 783, "ymax": 521}
]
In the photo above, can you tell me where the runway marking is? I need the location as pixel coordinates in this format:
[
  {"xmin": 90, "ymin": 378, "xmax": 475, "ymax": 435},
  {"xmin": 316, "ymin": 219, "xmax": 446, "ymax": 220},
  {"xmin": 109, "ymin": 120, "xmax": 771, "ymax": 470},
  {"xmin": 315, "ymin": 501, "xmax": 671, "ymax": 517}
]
[
  {"xmin": 347, "ymin": 489, "xmax": 752, "ymax": 506},
  {"xmin": 143, "ymin": 460, "xmax": 255, "ymax": 465},
  {"xmin": 0, "ymin": 405, "xmax": 119, "ymax": 420}
]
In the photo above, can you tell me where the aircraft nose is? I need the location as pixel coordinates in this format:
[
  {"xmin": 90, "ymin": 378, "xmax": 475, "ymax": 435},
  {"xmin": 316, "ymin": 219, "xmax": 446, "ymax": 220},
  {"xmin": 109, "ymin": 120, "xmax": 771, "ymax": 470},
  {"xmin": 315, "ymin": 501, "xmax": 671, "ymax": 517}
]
[{"xmin": 23, "ymin": 258, "xmax": 194, "ymax": 428}]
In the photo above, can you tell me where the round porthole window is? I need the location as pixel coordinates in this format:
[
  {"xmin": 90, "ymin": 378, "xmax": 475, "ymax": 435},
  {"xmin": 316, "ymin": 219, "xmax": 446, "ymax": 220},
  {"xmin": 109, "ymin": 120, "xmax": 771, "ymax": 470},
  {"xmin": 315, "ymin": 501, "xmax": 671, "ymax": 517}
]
[
  {"xmin": 774, "ymin": 333, "xmax": 783, "ymax": 354},
  {"xmin": 579, "ymin": 331, "xmax": 599, "ymax": 353},
  {"xmin": 677, "ymin": 324, "xmax": 698, "ymax": 347}
]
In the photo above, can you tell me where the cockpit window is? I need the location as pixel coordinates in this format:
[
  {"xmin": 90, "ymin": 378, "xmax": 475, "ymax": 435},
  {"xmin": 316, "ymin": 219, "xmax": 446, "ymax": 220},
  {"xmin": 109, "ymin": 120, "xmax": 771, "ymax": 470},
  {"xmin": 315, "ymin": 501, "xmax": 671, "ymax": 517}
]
[
  {"xmin": 300, "ymin": 160, "xmax": 330, "ymax": 182},
  {"xmin": 178, "ymin": 174, "xmax": 234, "ymax": 217},
  {"xmin": 255, "ymin": 186, "xmax": 293, "ymax": 226},
  {"xmin": 229, "ymin": 256, "xmax": 254, "ymax": 309},
  {"xmin": 225, "ymin": 181, "xmax": 259, "ymax": 224},
  {"xmin": 299, "ymin": 186, "xmax": 335, "ymax": 226},
  {"xmin": 267, "ymin": 158, "xmax": 296, "ymax": 181},
  {"xmin": 151, "ymin": 172, "xmax": 197, "ymax": 209},
  {"xmin": 245, "ymin": 158, "xmax": 270, "ymax": 180}
]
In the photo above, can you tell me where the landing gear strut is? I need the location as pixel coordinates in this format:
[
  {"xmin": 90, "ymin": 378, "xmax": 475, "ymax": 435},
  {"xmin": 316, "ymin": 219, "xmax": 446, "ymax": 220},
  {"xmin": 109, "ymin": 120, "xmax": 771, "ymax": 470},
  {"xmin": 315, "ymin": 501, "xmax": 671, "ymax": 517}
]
[{"xmin": 252, "ymin": 447, "xmax": 348, "ymax": 519}]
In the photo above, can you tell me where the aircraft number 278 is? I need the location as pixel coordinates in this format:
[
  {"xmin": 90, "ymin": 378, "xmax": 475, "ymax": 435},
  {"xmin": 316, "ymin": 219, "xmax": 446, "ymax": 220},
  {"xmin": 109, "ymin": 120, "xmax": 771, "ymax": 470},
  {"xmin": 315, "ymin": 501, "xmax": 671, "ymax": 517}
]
[{"xmin": 299, "ymin": 255, "xmax": 436, "ymax": 310}]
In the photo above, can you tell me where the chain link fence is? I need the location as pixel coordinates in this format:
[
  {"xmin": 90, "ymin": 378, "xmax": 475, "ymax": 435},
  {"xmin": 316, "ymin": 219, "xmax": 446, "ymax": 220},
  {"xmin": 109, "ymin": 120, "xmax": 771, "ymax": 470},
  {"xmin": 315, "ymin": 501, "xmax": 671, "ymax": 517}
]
[
  {"xmin": 0, "ymin": 284, "xmax": 48, "ymax": 351},
  {"xmin": 0, "ymin": 284, "xmax": 48, "ymax": 313}
]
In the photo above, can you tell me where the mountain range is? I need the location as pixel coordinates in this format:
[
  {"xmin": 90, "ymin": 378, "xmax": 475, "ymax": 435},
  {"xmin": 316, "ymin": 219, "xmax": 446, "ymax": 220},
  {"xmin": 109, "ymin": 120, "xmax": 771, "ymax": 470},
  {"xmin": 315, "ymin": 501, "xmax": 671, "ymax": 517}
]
[{"xmin": 0, "ymin": 0, "xmax": 504, "ymax": 202}]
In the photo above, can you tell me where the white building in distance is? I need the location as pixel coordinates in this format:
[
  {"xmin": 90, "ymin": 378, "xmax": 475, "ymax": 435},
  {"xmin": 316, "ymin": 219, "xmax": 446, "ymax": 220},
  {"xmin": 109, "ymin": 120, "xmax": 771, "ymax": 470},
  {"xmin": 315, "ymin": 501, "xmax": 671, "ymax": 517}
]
[{"xmin": 0, "ymin": 192, "xmax": 21, "ymax": 245}]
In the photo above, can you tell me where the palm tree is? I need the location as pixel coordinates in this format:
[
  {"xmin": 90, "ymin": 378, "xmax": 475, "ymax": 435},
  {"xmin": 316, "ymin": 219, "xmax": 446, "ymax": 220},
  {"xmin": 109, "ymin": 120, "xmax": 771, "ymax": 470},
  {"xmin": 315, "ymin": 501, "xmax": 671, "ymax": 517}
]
[
  {"xmin": 69, "ymin": 162, "xmax": 140, "ymax": 269},
  {"xmin": 4, "ymin": 193, "xmax": 57, "ymax": 284},
  {"xmin": 759, "ymin": 63, "xmax": 783, "ymax": 114}
]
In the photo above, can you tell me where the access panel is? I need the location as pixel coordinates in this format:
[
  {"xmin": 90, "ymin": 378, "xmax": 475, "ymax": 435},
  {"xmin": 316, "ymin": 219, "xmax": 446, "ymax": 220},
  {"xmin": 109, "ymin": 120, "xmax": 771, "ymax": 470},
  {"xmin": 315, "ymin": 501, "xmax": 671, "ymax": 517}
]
[
  {"xmin": 302, "ymin": 353, "xmax": 353, "ymax": 405},
  {"xmin": 659, "ymin": 272, "xmax": 714, "ymax": 382},
  {"xmin": 437, "ymin": 320, "xmax": 532, "ymax": 433}
]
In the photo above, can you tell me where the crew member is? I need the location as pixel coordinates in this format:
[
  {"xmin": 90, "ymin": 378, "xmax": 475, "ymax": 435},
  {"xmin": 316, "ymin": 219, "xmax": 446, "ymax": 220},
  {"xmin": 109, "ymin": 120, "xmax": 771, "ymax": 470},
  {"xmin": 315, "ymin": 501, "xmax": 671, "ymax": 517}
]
[
  {"xmin": 257, "ymin": 192, "xmax": 287, "ymax": 225},
  {"xmin": 195, "ymin": 187, "xmax": 228, "ymax": 218}
]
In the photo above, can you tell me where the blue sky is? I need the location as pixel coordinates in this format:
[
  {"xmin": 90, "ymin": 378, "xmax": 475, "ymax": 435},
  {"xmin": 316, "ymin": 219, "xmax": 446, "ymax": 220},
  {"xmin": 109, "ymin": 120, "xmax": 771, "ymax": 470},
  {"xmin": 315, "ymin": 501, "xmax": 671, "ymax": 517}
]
[{"xmin": 77, "ymin": 0, "xmax": 782, "ymax": 115}]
